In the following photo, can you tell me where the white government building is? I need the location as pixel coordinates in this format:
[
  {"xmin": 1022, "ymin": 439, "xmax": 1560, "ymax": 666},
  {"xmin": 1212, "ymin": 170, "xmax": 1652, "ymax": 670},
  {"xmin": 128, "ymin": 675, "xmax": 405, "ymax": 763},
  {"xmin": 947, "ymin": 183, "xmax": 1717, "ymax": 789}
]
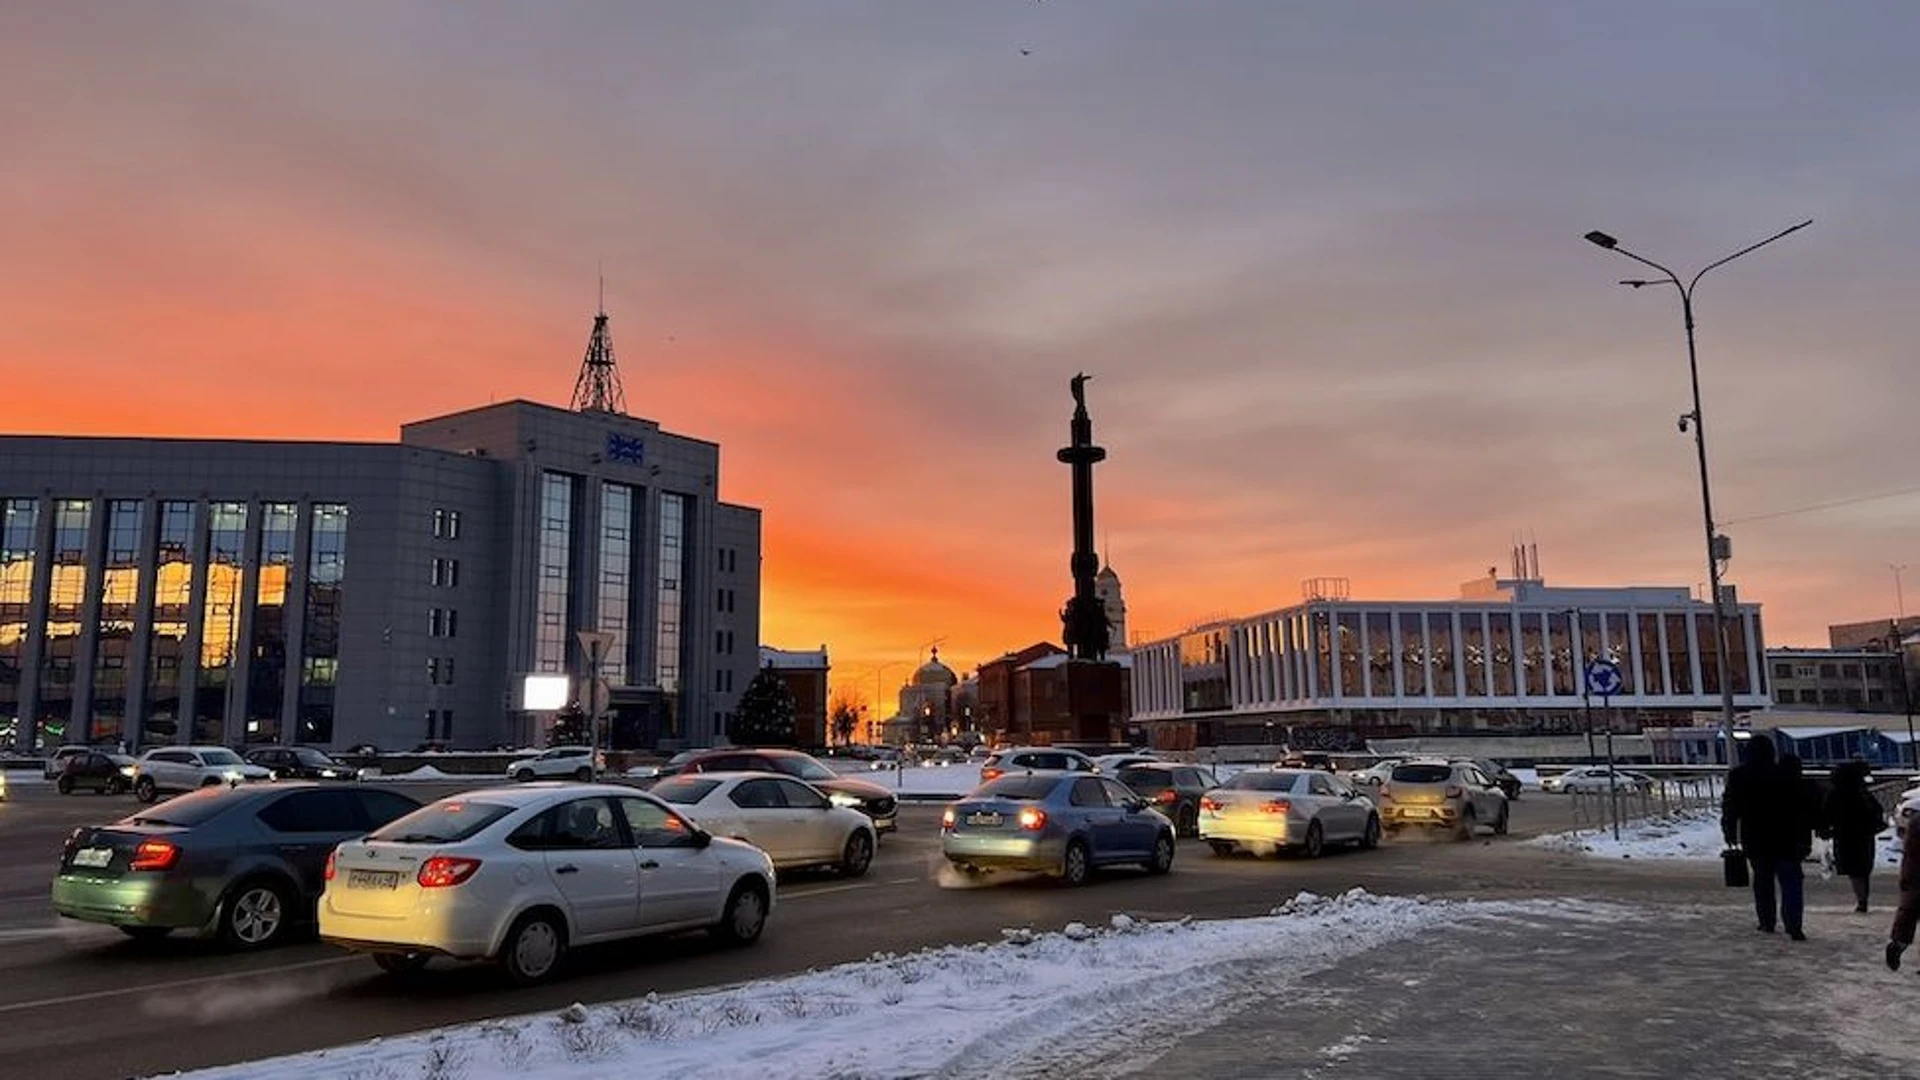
[{"xmin": 1129, "ymin": 571, "xmax": 1770, "ymax": 750}]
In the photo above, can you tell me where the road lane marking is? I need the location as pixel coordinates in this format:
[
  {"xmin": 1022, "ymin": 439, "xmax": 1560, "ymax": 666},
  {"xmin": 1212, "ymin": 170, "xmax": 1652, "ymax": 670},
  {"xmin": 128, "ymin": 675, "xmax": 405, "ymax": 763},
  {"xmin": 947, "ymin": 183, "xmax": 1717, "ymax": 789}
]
[{"xmin": 0, "ymin": 955, "xmax": 359, "ymax": 1016}]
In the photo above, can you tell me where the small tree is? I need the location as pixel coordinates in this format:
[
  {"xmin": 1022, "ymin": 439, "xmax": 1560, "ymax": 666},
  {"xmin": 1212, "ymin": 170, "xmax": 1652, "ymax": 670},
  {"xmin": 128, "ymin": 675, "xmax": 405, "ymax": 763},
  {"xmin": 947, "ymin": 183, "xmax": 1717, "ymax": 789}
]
[
  {"xmin": 829, "ymin": 687, "xmax": 863, "ymax": 746},
  {"xmin": 730, "ymin": 664, "xmax": 797, "ymax": 747},
  {"xmin": 549, "ymin": 701, "xmax": 589, "ymax": 747}
]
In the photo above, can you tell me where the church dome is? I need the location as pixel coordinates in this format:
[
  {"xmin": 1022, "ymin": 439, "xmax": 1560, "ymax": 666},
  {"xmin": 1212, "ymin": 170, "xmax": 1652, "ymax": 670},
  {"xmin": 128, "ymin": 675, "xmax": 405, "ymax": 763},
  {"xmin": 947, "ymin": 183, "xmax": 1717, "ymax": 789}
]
[
  {"xmin": 1097, "ymin": 563, "xmax": 1120, "ymax": 582},
  {"xmin": 913, "ymin": 648, "xmax": 958, "ymax": 687}
]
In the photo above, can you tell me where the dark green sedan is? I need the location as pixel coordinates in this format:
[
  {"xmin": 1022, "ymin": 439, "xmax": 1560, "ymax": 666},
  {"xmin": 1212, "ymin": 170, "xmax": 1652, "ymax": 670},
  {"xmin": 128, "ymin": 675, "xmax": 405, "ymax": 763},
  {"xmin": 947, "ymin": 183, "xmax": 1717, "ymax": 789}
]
[{"xmin": 54, "ymin": 783, "xmax": 421, "ymax": 948}]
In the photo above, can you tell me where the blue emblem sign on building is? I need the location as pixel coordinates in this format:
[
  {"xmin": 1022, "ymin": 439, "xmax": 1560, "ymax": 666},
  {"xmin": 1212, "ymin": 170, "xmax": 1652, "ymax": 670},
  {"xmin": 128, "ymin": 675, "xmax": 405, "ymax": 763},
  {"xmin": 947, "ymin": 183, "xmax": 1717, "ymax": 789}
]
[
  {"xmin": 606, "ymin": 433, "xmax": 645, "ymax": 465},
  {"xmin": 1584, "ymin": 658, "xmax": 1624, "ymax": 699}
]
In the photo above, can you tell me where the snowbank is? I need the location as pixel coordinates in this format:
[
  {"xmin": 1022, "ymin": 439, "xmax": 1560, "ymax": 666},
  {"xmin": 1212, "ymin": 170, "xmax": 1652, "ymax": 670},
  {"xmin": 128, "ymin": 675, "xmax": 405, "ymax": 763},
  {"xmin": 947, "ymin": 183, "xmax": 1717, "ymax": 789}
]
[
  {"xmin": 357, "ymin": 765, "xmax": 463, "ymax": 782},
  {"xmin": 173, "ymin": 891, "xmax": 1619, "ymax": 1080},
  {"xmin": 1528, "ymin": 811, "xmax": 1727, "ymax": 860},
  {"xmin": 1532, "ymin": 810, "xmax": 1903, "ymax": 869}
]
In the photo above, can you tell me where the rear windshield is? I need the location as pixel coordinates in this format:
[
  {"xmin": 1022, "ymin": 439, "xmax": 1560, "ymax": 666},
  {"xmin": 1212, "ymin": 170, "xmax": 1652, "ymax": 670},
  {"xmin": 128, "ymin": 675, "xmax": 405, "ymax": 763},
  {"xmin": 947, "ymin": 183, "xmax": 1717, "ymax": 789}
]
[
  {"xmin": 1118, "ymin": 767, "xmax": 1173, "ymax": 787},
  {"xmin": 1391, "ymin": 764, "xmax": 1455, "ymax": 784},
  {"xmin": 1222, "ymin": 772, "xmax": 1297, "ymax": 792},
  {"xmin": 651, "ymin": 777, "xmax": 721, "ymax": 805},
  {"xmin": 292, "ymin": 748, "xmax": 336, "ymax": 766},
  {"xmin": 120, "ymin": 788, "xmax": 243, "ymax": 828},
  {"xmin": 370, "ymin": 800, "xmax": 516, "ymax": 843},
  {"xmin": 976, "ymin": 775, "xmax": 1060, "ymax": 801},
  {"xmin": 200, "ymin": 749, "xmax": 244, "ymax": 766}
]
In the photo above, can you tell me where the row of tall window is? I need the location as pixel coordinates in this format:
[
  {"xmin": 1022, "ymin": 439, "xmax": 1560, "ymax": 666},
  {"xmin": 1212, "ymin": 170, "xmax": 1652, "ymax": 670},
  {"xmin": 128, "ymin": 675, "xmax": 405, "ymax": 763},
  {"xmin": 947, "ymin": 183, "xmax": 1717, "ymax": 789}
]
[
  {"xmin": 1135, "ymin": 605, "xmax": 1765, "ymax": 717},
  {"xmin": 0, "ymin": 498, "xmax": 347, "ymax": 750},
  {"xmin": 534, "ymin": 473, "xmax": 692, "ymax": 700}
]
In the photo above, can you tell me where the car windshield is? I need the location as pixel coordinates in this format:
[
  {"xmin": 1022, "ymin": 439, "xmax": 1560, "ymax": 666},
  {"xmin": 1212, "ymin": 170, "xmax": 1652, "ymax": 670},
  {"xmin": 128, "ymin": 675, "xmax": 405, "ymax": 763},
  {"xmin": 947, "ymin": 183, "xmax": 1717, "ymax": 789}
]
[
  {"xmin": 292, "ymin": 749, "xmax": 335, "ymax": 766},
  {"xmin": 199, "ymin": 749, "xmax": 244, "ymax": 766},
  {"xmin": 1223, "ymin": 772, "xmax": 1296, "ymax": 792},
  {"xmin": 1392, "ymin": 764, "xmax": 1455, "ymax": 784},
  {"xmin": 121, "ymin": 788, "xmax": 240, "ymax": 827},
  {"xmin": 1117, "ymin": 767, "xmax": 1173, "ymax": 787},
  {"xmin": 651, "ymin": 777, "xmax": 721, "ymax": 805},
  {"xmin": 769, "ymin": 756, "xmax": 837, "ymax": 782},
  {"xmin": 977, "ymin": 775, "xmax": 1060, "ymax": 800},
  {"xmin": 370, "ymin": 800, "xmax": 516, "ymax": 843}
]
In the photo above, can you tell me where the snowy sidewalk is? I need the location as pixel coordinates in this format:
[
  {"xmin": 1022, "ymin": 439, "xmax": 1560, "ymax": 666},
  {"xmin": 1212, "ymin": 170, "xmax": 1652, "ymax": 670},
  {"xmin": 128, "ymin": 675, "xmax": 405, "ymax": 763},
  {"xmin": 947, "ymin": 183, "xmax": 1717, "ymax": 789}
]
[
  {"xmin": 1145, "ymin": 894, "xmax": 1920, "ymax": 1079},
  {"xmin": 1528, "ymin": 809, "xmax": 1904, "ymax": 869}
]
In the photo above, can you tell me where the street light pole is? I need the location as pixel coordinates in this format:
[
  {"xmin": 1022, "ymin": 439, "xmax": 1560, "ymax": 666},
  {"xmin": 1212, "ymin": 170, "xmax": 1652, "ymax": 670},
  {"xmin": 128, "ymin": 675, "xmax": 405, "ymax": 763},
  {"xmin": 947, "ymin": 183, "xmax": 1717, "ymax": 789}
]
[
  {"xmin": 1896, "ymin": 621, "xmax": 1919, "ymax": 772},
  {"xmin": 1584, "ymin": 219, "xmax": 1812, "ymax": 766},
  {"xmin": 1894, "ymin": 564, "xmax": 1909, "ymax": 622}
]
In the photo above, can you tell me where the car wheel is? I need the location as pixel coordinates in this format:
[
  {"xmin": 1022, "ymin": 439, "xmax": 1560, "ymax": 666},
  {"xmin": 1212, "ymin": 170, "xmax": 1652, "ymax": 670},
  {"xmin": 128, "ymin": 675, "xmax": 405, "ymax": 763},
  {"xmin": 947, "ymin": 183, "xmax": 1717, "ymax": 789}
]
[
  {"xmin": 1361, "ymin": 814, "xmax": 1382, "ymax": 850},
  {"xmin": 1177, "ymin": 805, "xmax": 1198, "ymax": 838},
  {"xmin": 1207, "ymin": 840, "xmax": 1235, "ymax": 857},
  {"xmin": 1303, "ymin": 820, "xmax": 1325, "ymax": 859},
  {"xmin": 1147, "ymin": 832, "xmax": 1174, "ymax": 875},
  {"xmin": 573, "ymin": 766, "xmax": 593, "ymax": 782},
  {"xmin": 119, "ymin": 926, "xmax": 171, "ymax": 942},
  {"xmin": 1456, "ymin": 807, "xmax": 1477, "ymax": 842},
  {"xmin": 1494, "ymin": 804, "xmax": 1510, "ymax": 836},
  {"xmin": 714, "ymin": 881, "xmax": 769, "ymax": 946},
  {"xmin": 56, "ymin": 775, "xmax": 73, "ymax": 795},
  {"xmin": 374, "ymin": 951, "xmax": 431, "ymax": 976},
  {"xmin": 134, "ymin": 777, "xmax": 157, "ymax": 803},
  {"xmin": 840, "ymin": 830, "xmax": 874, "ymax": 878},
  {"xmin": 220, "ymin": 878, "xmax": 292, "ymax": 950},
  {"xmin": 500, "ymin": 910, "xmax": 568, "ymax": 984},
  {"xmin": 1060, "ymin": 839, "xmax": 1092, "ymax": 886}
]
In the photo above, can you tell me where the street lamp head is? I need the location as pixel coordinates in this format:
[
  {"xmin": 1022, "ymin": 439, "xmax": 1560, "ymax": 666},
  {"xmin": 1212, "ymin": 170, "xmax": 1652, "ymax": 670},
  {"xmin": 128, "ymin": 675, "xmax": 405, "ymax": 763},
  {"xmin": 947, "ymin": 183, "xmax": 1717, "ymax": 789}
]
[
  {"xmin": 1584, "ymin": 230, "xmax": 1619, "ymax": 250},
  {"xmin": 1620, "ymin": 279, "xmax": 1655, "ymax": 289}
]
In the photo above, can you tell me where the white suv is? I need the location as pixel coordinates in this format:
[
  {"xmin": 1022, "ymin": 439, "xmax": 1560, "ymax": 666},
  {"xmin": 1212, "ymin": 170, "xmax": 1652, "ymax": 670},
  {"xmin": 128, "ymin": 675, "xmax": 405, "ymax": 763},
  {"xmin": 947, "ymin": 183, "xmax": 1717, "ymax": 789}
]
[
  {"xmin": 131, "ymin": 746, "xmax": 273, "ymax": 803},
  {"xmin": 506, "ymin": 746, "xmax": 602, "ymax": 782},
  {"xmin": 44, "ymin": 745, "xmax": 91, "ymax": 780}
]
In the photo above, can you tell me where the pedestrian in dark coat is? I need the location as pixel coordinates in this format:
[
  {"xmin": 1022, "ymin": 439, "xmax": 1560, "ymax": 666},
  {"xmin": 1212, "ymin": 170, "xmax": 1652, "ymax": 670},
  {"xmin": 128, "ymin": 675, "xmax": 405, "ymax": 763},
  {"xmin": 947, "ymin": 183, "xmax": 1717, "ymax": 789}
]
[
  {"xmin": 1820, "ymin": 760, "xmax": 1886, "ymax": 913},
  {"xmin": 1887, "ymin": 830, "xmax": 1920, "ymax": 970},
  {"xmin": 1722, "ymin": 738, "xmax": 1808, "ymax": 939}
]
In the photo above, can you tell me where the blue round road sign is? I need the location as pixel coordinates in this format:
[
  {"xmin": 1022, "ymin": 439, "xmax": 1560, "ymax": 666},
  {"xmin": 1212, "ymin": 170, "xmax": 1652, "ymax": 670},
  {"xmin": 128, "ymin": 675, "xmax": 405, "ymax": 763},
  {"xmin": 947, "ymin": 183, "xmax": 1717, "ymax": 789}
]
[{"xmin": 1584, "ymin": 659, "xmax": 1624, "ymax": 697}]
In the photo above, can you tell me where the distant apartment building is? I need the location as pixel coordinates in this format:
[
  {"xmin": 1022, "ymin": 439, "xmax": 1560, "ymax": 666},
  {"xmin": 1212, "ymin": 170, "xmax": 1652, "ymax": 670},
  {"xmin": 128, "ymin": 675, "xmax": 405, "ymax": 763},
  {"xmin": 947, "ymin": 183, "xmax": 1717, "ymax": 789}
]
[
  {"xmin": 974, "ymin": 641, "xmax": 1133, "ymax": 747},
  {"xmin": 758, "ymin": 646, "xmax": 829, "ymax": 747},
  {"xmin": 1129, "ymin": 573, "xmax": 1770, "ymax": 750},
  {"xmin": 1767, "ymin": 647, "xmax": 1909, "ymax": 712}
]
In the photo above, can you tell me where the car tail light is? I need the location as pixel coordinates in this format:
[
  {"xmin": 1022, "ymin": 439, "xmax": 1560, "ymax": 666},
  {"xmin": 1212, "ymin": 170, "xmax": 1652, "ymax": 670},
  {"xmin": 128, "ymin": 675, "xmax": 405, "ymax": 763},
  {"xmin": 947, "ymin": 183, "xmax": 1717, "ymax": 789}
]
[
  {"xmin": 417, "ymin": 856, "xmax": 482, "ymax": 888},
  {"xmin": 1200, "ymin": 797, "xmax": 1223, "ymax": 812},
  {"xmin": 1017, "ymin": 807, "xmax": 1047, "ymax": 831},
  {"xmin": 941, "ymin": 807, "xmax": 956, "ymax": 829},
  {"xmin": 130, "ymin": 840, "xmax": 179, "ymax": 872},
  {"xmin": 1260, "ymin": 799, "xmax": 1292, "ymax": 815},
  {"xmin": 1445, "ymin": 785, "xmax": 1464, "ymax": 798},
  {"xmin": 323, "ymin": 850, "xmax": 338, "ymax": 882},
  {"xmin": 1154, "ymin": 789, "xmax": 1177, "ymax": 804},
  {"xmin": 981, "ymin": 768, "xmax": 1004, "ymax": 782}
]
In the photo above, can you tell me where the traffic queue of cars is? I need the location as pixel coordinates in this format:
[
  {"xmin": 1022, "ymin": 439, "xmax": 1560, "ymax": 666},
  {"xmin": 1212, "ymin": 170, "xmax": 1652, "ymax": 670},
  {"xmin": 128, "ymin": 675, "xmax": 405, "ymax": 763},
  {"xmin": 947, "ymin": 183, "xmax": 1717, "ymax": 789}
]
[{"xmin": 39, "ymin": 743, "xmax": 1544, "ymax": 987}]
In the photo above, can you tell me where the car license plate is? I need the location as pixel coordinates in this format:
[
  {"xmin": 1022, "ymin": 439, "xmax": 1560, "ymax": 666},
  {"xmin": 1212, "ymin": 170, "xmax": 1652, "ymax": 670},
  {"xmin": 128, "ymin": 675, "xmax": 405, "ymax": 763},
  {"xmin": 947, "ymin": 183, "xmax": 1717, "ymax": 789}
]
[
  {"xmin": 72, "ymin": 847, "xmax": 113, "ymax": 869},
  {"xmin": 348, "ymin": 869, "xmax": 401, "ymax": 890},
  {"xmin": 966, "ymin": 812, "xmax": 1003, "ymax": 826}
]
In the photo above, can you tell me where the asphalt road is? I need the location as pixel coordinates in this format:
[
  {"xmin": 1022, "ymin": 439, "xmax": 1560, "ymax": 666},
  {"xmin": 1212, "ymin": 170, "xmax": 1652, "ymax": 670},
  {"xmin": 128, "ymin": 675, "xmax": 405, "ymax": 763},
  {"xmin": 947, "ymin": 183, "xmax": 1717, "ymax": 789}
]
[{"xmin": 0, "ymin": 782, "xmax": 1710, "ymax": 1080}]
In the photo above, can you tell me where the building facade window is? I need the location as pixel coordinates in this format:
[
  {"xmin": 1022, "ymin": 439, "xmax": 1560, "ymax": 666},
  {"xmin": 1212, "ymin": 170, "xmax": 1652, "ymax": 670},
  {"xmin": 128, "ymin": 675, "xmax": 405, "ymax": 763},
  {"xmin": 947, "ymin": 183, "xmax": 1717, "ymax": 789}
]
[
  {"xmin": 144, "ymin": 501, "xmax": 195, "ymax": 744},
  {"xmin": 242, "ymin": 503, "xmax": 296, "ymax": 744},
  {"xmin": 298, "ymin": 504, "xmax": 348, "ymax": 744},
  {"xmin": 0, "ymin": 499, "xmax": 40, "ymax": 747},
  {"xmin": 1427, "ymin": 612, "xmax": 1456, "ymax": 698},
  {"xmin": 655, "ymin": 493, "xmax": 690, "ymax": 694},
  {"xmin": 1665, "ymin": 614, "xmax": 1694, "ymax": 696},
  {"xmin": 432, "ymin": 508, "xmax": 461, "ymax": 540},
  {"xmin": 597, "ymin": 482, "xmax": 634, "ymax": 685},
  {"xmin": 90, "ymin": 500, "xmax": 144, "ymax": 747},
  {"xmin": 1603, "ymin": 613, "xmax": 1636, "ymax": 695},
  {"xmin": 193, "ymin": 502, "xmax": 247, "ymax": 743},
  {"xmin": 535, "ymin": 472, "xmax": 573, "ymax": 674},
  {"xmin": 39, "ymin": 499, "xmax": 94, "ymax": 749},
  {"xmin": 1462, "ymin": 612, "xmax": 1489, "ymax": 697},
  {"xmin": 430, "ymin": 557, "xmax": 461, "ymax": 588}
]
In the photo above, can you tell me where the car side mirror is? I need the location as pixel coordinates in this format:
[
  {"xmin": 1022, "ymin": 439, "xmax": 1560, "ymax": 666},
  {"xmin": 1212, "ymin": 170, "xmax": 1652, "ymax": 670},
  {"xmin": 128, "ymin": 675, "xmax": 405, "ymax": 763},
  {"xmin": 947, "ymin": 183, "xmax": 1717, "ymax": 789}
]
[{"xmin": 691, "ymin": 829, "xmax": 713, "ymax": 850}]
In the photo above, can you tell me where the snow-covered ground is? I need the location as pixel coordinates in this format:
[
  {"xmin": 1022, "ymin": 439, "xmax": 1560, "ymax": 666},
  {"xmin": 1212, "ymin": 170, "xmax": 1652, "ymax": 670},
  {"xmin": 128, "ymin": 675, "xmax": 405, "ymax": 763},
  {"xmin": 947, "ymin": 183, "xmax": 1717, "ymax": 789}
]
[
  {"xmin": 174, "ymin": 890, "xmax": 1627, "ymax": 1080},
  {"xmin": 1530, "ymin": 809, "xmax": 1905, "ymax": 868}
]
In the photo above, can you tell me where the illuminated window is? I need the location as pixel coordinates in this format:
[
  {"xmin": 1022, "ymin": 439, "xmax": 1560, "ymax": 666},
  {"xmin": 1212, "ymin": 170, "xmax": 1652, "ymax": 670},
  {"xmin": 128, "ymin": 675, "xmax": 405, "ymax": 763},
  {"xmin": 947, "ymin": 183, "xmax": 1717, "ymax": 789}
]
[
  {"xmin": 38, "ymin": 499, "xmax": 93, "ymax": 749},
  {"xmin": 143, "ymin": 501, "xmax": 195, "ymax": 743},
  {"xmin": 535, "ymin": 473, "xmax": 573, "ymax": 673},
  {"xmin": 0, "ymin": 499, "xmax": 40, "ymax": 746}
]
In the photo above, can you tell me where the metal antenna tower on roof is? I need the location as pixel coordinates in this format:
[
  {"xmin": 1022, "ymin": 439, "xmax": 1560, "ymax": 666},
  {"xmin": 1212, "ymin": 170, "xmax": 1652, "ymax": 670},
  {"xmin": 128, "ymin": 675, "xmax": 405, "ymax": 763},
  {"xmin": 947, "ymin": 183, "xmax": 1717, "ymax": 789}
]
[{"xmin": 571, "ymin": 271, "xmax": 628, "ymax": 415}]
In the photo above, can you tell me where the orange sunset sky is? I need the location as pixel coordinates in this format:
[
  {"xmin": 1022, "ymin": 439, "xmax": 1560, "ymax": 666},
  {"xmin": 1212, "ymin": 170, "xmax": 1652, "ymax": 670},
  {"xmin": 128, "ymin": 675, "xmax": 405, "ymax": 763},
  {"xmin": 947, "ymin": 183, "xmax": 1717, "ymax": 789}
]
[{"xmin": 6, "ymin": 3, "xmax": 1919, "ymax": 714}]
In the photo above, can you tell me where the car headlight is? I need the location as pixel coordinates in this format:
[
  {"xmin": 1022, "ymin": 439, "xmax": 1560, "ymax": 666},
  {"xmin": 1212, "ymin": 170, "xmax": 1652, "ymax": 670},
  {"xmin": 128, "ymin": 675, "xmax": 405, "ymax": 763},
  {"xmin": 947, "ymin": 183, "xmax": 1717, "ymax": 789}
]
[
  {"xmin": 829, "ymin": 792, "xmax": 864, "ymax": 809},
  {"xmin": 119, "ymin": 765, "xmax": 137, "ymax": 777},
  {"xmin": 319, "ymin": 769, "xmax": 339, "ymax": 779}
]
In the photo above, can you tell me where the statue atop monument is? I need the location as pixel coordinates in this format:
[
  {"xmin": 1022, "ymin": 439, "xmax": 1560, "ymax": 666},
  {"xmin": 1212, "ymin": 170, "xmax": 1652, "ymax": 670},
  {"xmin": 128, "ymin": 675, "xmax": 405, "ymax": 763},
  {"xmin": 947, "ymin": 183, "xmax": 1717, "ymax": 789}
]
[{"xmin": 1057, "ymin": 373, "xmax": 1111, "ymax": 661}]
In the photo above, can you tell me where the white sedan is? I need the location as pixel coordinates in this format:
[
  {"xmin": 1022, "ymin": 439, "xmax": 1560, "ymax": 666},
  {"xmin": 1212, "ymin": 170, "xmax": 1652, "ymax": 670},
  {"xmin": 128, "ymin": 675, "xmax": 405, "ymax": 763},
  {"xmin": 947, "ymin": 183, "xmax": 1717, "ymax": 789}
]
[
  {"xmin": 320, "ymin": 783, "xmax": 776, "ymax": 984},
  {"xmin": 1541, "ymin": 766, "xmax": 1652, "ymax": 794},
  {"xmin": 505, "ymin": 746, "xmax": 601, "ymax": 782},
  {"xmin": 649, "ymin": 772, "xmax": 876, "ymax": 876}
]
